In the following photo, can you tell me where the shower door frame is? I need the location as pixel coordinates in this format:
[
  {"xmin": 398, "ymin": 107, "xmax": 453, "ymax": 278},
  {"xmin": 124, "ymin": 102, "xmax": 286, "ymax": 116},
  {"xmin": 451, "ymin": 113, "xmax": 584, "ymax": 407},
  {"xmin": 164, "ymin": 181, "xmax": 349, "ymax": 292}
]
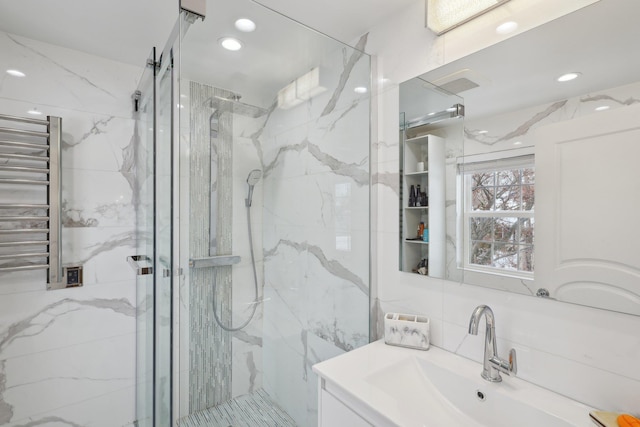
[{"xmin": 134, "ymin": 20, "xmax": 182, "ymax": 427}]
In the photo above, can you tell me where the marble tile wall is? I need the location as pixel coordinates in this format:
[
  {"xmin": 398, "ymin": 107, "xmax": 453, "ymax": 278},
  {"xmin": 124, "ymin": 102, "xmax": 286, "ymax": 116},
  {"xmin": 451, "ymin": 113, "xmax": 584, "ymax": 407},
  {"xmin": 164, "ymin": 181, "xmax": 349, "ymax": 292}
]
[
  {"xmin": 176, "ymin": 81, "xmax": 267, "ymax": 419},
  {"xmin": 260, "ymin": 35, "xmax": 371, "ymax": 427},
  {"xmin": 0, "ymin": 31, "xmax": 142, "ymax": 426},
  {"xmin": 365, "ymin": 0, "xmax": 640, "ymax": 416}
]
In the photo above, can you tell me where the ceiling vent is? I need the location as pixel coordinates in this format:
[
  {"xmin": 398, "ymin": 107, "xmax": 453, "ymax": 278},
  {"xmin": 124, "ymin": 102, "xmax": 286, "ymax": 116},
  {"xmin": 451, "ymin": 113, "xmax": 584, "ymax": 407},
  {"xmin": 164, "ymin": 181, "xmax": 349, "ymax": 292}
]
[
  {"xmin": 439, "ymin": 77, "xmax": 479, "ymax": 94},
  {"xmin": 428, "ymin": 68, "xmax": 490, "ymax": 94}
]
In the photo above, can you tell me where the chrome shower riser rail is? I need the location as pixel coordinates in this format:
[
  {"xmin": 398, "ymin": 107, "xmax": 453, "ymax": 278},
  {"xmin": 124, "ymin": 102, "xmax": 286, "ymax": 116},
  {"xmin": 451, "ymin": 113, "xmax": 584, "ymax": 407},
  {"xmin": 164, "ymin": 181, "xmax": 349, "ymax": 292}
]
[{"xmin": 0, "ymin": 114, "xmax": 62, "ymax": 286}]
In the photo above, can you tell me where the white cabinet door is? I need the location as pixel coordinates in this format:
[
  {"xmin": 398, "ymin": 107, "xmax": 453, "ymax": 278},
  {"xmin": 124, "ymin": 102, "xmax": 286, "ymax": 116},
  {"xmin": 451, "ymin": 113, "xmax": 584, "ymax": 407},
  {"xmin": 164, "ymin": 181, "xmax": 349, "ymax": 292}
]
[
  {"xmin": 319, "ymin": 389, "xmax": 372, "ymax": 427},
  {"xmin": 535, "ymin": 103, "xmax": 640, "ymax": 314}
]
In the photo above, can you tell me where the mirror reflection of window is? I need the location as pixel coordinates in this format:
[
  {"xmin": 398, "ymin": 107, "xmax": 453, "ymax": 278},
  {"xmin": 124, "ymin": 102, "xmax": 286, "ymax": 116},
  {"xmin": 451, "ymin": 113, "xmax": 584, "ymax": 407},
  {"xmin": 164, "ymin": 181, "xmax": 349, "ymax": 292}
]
[{"xmin": 461, "ymin": 154, "xmax": 534, "ymax": 277}]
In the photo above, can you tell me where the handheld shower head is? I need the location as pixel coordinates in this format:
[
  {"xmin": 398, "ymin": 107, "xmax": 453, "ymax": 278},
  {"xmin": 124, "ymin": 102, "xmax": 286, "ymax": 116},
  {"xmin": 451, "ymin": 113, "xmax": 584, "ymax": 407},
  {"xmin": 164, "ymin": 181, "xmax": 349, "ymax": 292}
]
[
  {"xmin": 247, "ymin": 169, "xmax": 262, "ymax": 186},
  {"xmin": 246, "ymin": 169, "xmax": 262, "ymax": 207}
]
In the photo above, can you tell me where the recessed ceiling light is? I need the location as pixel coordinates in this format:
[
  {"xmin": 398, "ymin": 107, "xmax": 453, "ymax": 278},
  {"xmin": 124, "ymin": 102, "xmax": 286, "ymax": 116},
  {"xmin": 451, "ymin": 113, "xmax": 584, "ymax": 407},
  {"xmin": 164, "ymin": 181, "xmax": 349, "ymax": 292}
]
[
  {"xmin": 235, "ymin": 18, "xmax": 256, "ymax": 32},
  {"xmin": 513, "ymin": 141, "xmax": 522, "ymax": 145},
  {"xmin": 354, "ymin": 86, "xmax": 368, "ymax": 94},
  {"xmin": 478, "ymin": 130, "xmax": 488, "ymax": 134},
  {"xmin": 496, "ymin": 21, "xmax": 518, "ymax": 35},
  {"xmin": 219, "ymin": 37, "xmax": 243, "ymax": 51},
  {"xmin": 27, "ymin": 108, "xmax": 42, "ymax": 115},
  {"xmin": 6, "ymin": 69, "xmax": 25, "ymax": 77},
  {"xmin": 595, "ymin": 105, "xmax": 610, "ymax": 111},
  {"xmin": 557, "ymin": 72, "xmax": 580, "ymax": 82}
]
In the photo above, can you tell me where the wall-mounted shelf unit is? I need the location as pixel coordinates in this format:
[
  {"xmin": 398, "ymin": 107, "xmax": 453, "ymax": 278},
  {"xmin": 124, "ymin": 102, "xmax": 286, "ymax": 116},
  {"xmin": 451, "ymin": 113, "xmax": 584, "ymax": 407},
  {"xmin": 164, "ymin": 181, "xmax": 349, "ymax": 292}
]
[{"xmin": 400, "ymin": 133, "xmax": 446, "ymax": 277}]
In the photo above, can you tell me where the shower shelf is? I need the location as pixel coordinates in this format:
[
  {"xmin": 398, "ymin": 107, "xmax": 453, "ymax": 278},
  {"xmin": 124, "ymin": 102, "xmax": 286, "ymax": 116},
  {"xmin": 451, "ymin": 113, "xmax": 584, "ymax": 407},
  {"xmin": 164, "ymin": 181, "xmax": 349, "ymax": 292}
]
[{"xmin": 189, "ymin": 255, "xmax": 241, "ymax": 268}]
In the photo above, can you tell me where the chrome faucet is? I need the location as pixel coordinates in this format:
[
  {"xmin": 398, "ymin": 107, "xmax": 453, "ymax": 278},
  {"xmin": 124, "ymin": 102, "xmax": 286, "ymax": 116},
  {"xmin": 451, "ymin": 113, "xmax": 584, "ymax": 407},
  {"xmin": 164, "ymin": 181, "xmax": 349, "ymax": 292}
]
[{"xmin": 468, "ymin": 305, "xmax": 517, "ymax": 382}]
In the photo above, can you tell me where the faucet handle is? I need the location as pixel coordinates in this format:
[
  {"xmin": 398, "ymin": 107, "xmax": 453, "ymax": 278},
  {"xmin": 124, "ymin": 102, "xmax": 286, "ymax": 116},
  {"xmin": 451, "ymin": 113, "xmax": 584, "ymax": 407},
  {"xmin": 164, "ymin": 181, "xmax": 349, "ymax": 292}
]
[
  {"xmin": 508, "ymin": 348, "xmax": 517, "ymax": 376},
  {"xmin": 489, "ymin": 348, "xmax": 517, "ymax": 377}
]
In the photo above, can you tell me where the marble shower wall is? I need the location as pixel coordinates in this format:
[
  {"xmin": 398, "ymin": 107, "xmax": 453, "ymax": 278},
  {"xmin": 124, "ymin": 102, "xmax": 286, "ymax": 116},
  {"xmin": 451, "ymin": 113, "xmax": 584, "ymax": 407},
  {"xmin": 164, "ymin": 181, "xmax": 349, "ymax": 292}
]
[
  {"xmin": 260, "ymin": 35, "xmax": 371, "ymax": 427},
  {"xmin": 177, "ymin": 80, "xmax": 267, "ymax": 417},
  {"xmin": 0, "ymin": 31, "xmax": 142, "ymax": 426}
]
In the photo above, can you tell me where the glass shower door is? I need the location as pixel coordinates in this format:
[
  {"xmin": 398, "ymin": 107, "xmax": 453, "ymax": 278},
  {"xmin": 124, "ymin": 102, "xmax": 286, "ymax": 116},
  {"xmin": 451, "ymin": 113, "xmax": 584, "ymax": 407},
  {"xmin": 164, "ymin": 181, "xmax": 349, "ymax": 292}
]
[
  {"xmin": 133, "ymin": 44, "xmax": 175, "ymax": 427},
  {"xmin": 153, "ymin": 42, "xmax": 175, "ymax": 427},
  {"xmin": 134, "ymin": 48, "xmax": 156, "ymax": 427}
]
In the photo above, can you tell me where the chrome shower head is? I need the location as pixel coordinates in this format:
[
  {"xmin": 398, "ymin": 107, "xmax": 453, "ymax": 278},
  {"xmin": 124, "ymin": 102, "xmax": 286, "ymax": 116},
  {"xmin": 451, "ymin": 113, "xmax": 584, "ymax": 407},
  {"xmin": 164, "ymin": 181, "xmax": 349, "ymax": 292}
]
[
  {"xmin": 246, "ymin": 169, "xmax": 262, "ymax": 207},
  {"xmin": 208, "ymin": 95, "xmax": 268, "ymax": 118}
]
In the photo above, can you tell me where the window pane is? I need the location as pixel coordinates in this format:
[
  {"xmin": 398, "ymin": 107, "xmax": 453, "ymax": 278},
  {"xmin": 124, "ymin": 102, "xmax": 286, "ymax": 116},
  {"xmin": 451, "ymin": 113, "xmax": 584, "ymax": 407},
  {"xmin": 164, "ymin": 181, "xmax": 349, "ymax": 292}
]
[
  {"xmin": 494, "ymin": 243, "xmax": 518, "ymax": 270},
  {"xmin": 472, "ymin": 187, "xmax": 494, "ymax": 210},
  {"xmin": 519, "ymin": 245, "xmax": 534, "ymax": 272},
  {"xmin": 495, "ymin": 217, "xmax": 517, "ymax": 242},
  {"xmin": 495, "ymin": 185, "xmax": 521, "ymax": 210},
  {"xmin": 472, "ymin": 172, "xmax": 494, "ymax": 187},
  {"xmin": 464, "ymin": 165, "xmax": 535, "ymax": 275},
  {"xmin": 470, "ymin": 241, "xmax": 492, "ymax": 266},
  {"xmin": 470, "ymin": 218, "xmax": 493, "ymax": 241},
  {"xmin": 522, "ymin": 185, "xmax": 535, "ymax": 210},
  {"xmin": 497, "ymin": 169, "xmax": 520, "ymax": 186},
  {"xmin": 522, "ymin": 168, "xmax": 534, "ymax": 184},
  {"xmin": 519, "ymin": 218, "xmax": 534, "ymax": 244}
]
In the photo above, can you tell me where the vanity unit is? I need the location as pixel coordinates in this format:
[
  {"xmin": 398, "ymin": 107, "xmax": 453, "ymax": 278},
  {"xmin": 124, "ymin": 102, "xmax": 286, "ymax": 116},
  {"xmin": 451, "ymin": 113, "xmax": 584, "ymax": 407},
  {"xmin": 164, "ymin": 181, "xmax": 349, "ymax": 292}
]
[{"xmin": 313, "ymin": 340, "xmax": 594, "ymax": 426}]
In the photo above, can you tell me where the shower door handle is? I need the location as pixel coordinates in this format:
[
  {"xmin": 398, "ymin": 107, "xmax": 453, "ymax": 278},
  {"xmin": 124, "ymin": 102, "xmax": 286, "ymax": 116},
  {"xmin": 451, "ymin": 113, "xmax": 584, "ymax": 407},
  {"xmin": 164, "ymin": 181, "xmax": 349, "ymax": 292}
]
[
  {"xmin": 159, "ymin": 256, "xmax": 183, "ymax": 277},
  {"xmin": 189, "ymin": 255, "xmax": 241, "ymax": 269},
  {"xmin": 127, "ymin": 255, "xmax": 153, "ymax": 275}
]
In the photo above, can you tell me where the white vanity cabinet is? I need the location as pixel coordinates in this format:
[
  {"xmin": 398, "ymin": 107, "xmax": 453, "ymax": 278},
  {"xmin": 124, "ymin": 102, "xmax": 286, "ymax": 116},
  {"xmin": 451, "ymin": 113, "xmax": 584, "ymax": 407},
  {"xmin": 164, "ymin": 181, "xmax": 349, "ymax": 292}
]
[{"xmin": 318, "ymin": 385, "xmax": 372, "ymax": 427}]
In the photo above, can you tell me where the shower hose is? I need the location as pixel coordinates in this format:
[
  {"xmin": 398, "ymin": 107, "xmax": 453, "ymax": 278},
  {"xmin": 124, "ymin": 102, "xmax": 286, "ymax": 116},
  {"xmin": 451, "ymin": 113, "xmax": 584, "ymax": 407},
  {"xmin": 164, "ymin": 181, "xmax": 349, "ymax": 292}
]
[{"xmin": 211, "ymin": 204, "xmax": 260, "ymax": 332}]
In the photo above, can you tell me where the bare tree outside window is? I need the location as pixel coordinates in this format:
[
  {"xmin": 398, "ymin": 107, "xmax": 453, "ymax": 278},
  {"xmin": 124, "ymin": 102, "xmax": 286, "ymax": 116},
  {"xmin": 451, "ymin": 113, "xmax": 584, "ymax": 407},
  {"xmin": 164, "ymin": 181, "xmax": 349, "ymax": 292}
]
[{"xmin": 466, "ymin": 166, "xmax": 535, "ymax": 274}]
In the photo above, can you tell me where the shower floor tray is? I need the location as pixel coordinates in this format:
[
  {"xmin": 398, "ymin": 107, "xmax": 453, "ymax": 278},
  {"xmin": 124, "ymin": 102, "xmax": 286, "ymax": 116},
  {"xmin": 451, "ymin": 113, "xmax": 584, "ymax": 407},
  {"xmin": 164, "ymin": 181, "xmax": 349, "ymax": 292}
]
[{"xmin": 178, "ymin": 388, "xmax": 297, "ymax": 427}]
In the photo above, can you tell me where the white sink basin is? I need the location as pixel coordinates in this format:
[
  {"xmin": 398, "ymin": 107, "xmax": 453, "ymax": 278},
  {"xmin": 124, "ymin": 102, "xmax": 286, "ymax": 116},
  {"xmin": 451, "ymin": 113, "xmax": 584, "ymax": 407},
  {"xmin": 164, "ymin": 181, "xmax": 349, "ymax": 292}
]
[{"xmin": 314, "ymin": 340, "xmax": 595, "ymax": 427}]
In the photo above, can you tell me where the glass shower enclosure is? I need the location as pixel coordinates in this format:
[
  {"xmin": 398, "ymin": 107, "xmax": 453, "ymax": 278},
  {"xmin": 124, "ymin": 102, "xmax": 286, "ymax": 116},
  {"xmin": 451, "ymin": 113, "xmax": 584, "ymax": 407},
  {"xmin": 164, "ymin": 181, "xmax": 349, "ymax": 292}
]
[{"xmin": 134, "ymin": 0, "xmax": 371, "ymax": 425}]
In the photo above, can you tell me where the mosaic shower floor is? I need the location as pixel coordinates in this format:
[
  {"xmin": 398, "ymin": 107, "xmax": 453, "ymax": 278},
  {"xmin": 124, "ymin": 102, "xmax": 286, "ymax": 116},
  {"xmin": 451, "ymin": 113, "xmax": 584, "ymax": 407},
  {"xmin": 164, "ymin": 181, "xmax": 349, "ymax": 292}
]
[{"xmin": 178, "ymin": 389, "xmax": 297, "ymax": 427}]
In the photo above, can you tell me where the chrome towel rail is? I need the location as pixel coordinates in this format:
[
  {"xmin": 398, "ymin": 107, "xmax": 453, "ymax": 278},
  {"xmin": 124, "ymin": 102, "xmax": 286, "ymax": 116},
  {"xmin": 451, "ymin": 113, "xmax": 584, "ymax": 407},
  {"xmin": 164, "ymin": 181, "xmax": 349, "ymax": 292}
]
[
  {"xmin": 0, "ymin": 216, "xmax": 48, "ymax": 221},
  {"xmin": 0, "ymin": 114, "xmax": 62, "ymax": 286},
  {"xmin": 0, "ymin": 229, "xmax": 50, "ymax": 234},
  {"xmin": 0, "ymin": 204, "xmax": 49, "ymax": 209},
  {"xmin": 0, "ymin": 140, "xmax": 50, "ymax": 150},
  {"xmin": 0, "ymin": 113, "xmax": 49, "ymax": 125},
  {"xmin": 0, "ymin": 153, "xmax": 50, "ymax": 161}
]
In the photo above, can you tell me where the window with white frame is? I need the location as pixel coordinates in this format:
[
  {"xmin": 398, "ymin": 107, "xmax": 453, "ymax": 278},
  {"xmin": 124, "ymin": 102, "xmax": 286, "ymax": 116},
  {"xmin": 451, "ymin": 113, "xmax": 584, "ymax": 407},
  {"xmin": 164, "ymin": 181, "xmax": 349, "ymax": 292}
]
[{"xmin": 461, "ymin": 154, "xmax": 534, "ymax": 277}]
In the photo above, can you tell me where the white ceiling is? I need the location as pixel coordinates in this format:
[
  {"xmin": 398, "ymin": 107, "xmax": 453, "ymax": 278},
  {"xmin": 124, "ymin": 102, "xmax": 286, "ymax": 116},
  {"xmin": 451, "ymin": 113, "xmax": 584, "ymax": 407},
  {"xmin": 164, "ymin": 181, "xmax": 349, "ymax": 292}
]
[
  {"xmin": 253, "ymin": 0, "xmax": 416, "ymax": 44},
  {"xmin": 0, "ymin": 0, "xmax": 414, "ymax": 67}
]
